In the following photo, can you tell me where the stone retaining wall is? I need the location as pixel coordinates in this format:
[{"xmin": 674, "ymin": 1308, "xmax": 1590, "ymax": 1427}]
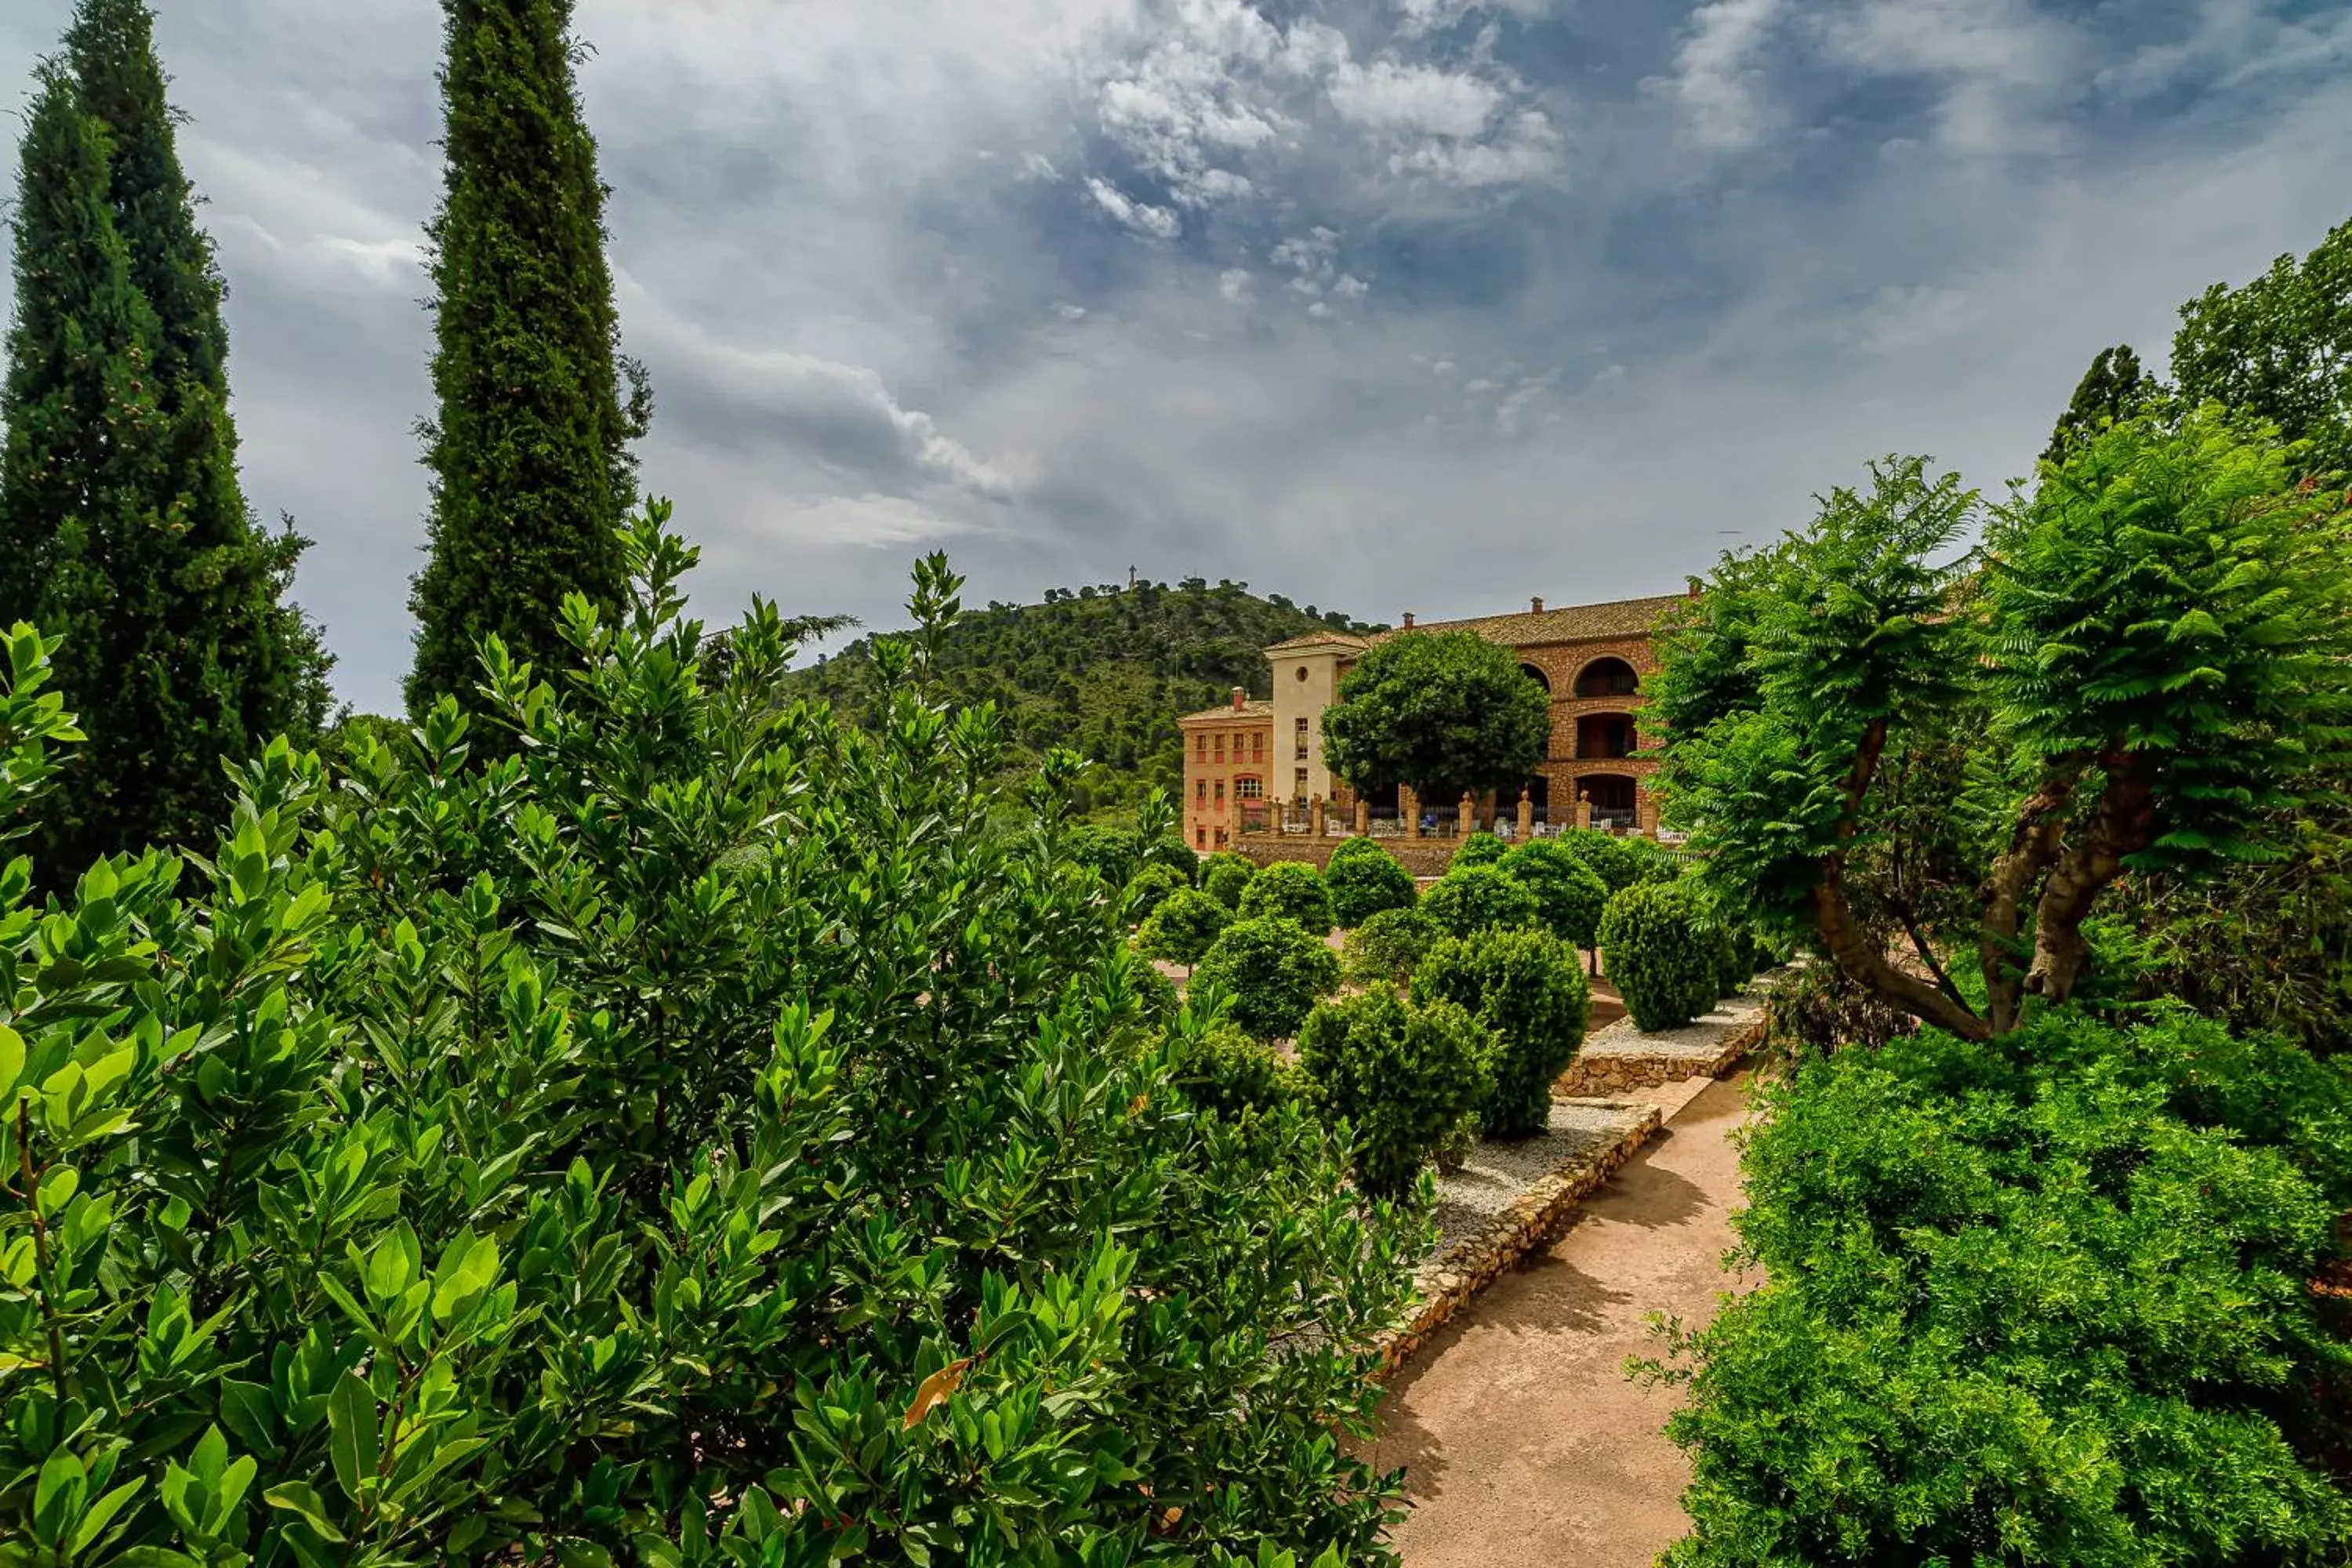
[
  {"xmin": 1234, "ymin": 834, "xmax": 1466, "ymax": 877},
  {"xmin": 1552, "ymin": 1016, "xmax": 1766, "ymax": 1098},
  {"xmin": 1371, "ymin": 1106, "xmax": 1663, "ymax": 1379}
]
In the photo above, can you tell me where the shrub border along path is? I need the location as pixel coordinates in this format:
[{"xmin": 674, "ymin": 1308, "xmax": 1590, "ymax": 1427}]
[{"xmin": 1371, "ymin": 982, "xmax": 1771, "ymax": 1378}]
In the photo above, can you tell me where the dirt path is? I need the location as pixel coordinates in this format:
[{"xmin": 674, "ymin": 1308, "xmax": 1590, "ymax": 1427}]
[{"xmin": 1373, "ymin": 1073, "xmax": 1759, "ymax": 1568}]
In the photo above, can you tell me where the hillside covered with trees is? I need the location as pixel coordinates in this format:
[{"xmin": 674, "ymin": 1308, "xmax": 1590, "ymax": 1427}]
[{"xmin": 794, "ymin": 578, "xmax": 1382, "ymax": 815}]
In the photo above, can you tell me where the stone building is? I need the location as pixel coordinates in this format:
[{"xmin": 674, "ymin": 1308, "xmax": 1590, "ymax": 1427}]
[{"xmin": 1178, "ymin": 590, "xmax": 1689, "ymax": 852}]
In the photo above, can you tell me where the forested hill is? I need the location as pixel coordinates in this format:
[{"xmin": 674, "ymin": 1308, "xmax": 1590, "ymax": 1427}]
[{"xmin": 792, "ymin": 578, "xmax": 1383, "ymax": 815}]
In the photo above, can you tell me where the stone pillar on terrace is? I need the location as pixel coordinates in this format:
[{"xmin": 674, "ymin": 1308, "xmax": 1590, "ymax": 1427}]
[
  {"xmin": 1459, "ymin": 790, "xmax": 1477, "ymax": 838},
  {"xmin": 1575, "ymin": 788, "xmax": 1592, "ymax": 829},
  {"xmin": 1400, "ymin": 785, "xmax": 1420, "ymax": 840},
  {"xmin": 1310, "ymin": 793, "xmax": 1327, "ymax": 837},
  {"xmin": 1517, "ymin": 788, "xmax": 1534, "ymax": 839},
  {"xmin": 1355, "ymin": 799, "xmax": 1370, "ymax": 835}
]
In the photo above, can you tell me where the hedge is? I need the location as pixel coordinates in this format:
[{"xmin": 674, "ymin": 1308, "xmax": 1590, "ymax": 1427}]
[
  {"xmin": 1324, "ymin": 836, "xmax": 1417, "ymax": 928},
  {"xmin": 1203, "ymin": 851, "xmax": 1258, "ymax": 909},
  {"xmin": 1192, "ymin": 916, "xmax": 1344, "ymax": 1040},
  {"xmin": 1651, "ymin": 1007, "xmax": 2352, "ymax": 1566},
  {"xmin": 1502, "ymin": 837, "xmax": 1610, "ymax": 949},
  {"xmin": 1137, "ymin": 886, "xmax": 1233, "ymax": 965},
  {"xmin": 1598, "ymin": 880, "xmax": 1718, "ymax": 1031},
  {"xmin": 1452, "ymin": 831, "xmax": 1508, "ymax": 868},
  {"xmin": 1420, "ymin": 863, "xmax": 1542, "ymax": 939},
  {"xmin": 1343, "ymin": 905, "xmax": 1444, "ymax": 989},
  {"xmin": 1298, "ymin": 990, "xmax": 1495, "ymax": 1199},
  {"xmin": 1237, "ymin": 858, "xmax": 1338, "ymax": 936},
  {"xmin": 1412, "ymin": 928, "xmax": 1591, "ymax": 1136}
]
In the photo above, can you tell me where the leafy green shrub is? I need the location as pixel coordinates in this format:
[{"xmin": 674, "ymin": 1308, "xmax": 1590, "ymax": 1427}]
[
  {"xmin": 1192, "ymin": 916, "xmax": 1344, "ymax": 1040},
  {"xmin": 1125, "ymin": 860, "xmax": 1190, "ymax": 923},
  {"xmin": 1298, "ymin": 990, "xmax": 1495, "ymax": 1199},
  {"xmin": 1452, "ymin": 830, "xmax": 1508, "ymax": 868},
  {"xmin": 1203, "ymin": 851, "xmax": 1258, "ymax": 909},
  {"xmin": 1502, "ymin": 837, "xmax": 1610, "ymax": 949},
  {"xmin": 1167, "ymin": 1013, "xmax": 1314, "ymax": 1123},
  {"xmin": 1132, "ymin": 956, "xmax": 1182, "ymax": 1026},
  {"xmin": 1650, "ymin": 1007, "xmax": 2352, "ymax": 1566},
  {"xmin": 1599, "ymin": 880, "xmax": 1719, "ymax": 1031},
  {"xmin": 1324, "ymin": 835, "xmax": 1417, "ymax": 927},
  {"xmin": 1412, "ymin": 928, "xmax": 1590, "ymax": 1136},
  {"xmin": 1555, "ymin": 826, "xmax": 1642, "ymax": 892},
  {"xmin": 1065, "ymin": 821, "xmax": 1145, "ymax": 885},
  {"xmin": 1238, "ymin": 858, "xmax": 1338, "ymax": 936},
  {"xmin": 1343, "ymin": 905, "xmax": 1444, "ymax": 989},
  {"xmin": 0, "ymin": 517, "xmax": 1423, "ymax": 1563},
  {"xmin": 1138, "ymin": 885, "xmax": 1234, "ymax": 964},
  {"xmin": 1421, "ymin": 863, "xmax": 1541, "ymax": 938}
]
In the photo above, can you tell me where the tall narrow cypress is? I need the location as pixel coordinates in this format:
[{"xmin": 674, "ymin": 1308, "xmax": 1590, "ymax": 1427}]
[
  {"xmin": 0, "ymin": 0, "xmax": 331, "ymax": 874},
  {"xmin": 407, "ymin": 0, "xmax": 650, "ymax": 717}
]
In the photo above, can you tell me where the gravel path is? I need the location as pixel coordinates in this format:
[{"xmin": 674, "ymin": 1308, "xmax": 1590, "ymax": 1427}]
[
  {"xmin": 1425, "ymin": 1100, "xmax": 1654, "ymax": 1260},
  {"xmin": 1579, "ymin": 980, "xmax": 1772, "ymax": 1062},
  {"xmin": 1374, "ymin": 1073, "xmax": 1761, "ymax": 1568}
]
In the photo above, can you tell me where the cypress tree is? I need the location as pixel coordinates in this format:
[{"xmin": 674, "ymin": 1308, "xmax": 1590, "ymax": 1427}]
[
  {"xmin": 408, "ymin": 0, "xmax": 651, "ymax": 717},
  {"xmin": 0, "ymin": 0, "xmax": 330, "ymax": 875}
]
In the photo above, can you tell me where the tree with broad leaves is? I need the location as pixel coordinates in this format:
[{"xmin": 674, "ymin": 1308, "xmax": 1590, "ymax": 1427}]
[
  {"xmin": 1323, "ymin": 630, "xmax": 1551, "ymax": 807},
  {"xmin": 2172, "ymin": 212, "xmax": 2351, "ymax": 481},
  {"xmin": 1653, "ymin": 408, "xmax": 2352, "ymax": 1040}
]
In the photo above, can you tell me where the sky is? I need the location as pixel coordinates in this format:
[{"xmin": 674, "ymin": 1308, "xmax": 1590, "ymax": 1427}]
[{"xmin": 3, "ymin": 1, "xmax": 2349, "ymax": 715}]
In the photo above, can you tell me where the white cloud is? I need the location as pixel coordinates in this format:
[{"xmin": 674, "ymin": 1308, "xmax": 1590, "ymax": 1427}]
[
  {"xmin": 1087, "ymin": 176, "xmax": 1183, "ymax": 239},
  {"xmin": 1386, "ymin": 108, "xmax": 1563, "ymax": 185},
  {"xmin": 1661, "ymin": 0, "xmax": 1788, "ymax": 150},
  {"xmin": 1395, "ymin": 0, "xmax": 1552, "ymax": 38},
  {"xmin": 1816, "ymin": 0, "xmax": 2086, "ymax": 155},
  {"xmin": 1328, "ymin": 59, "xmax": 1506, "ymax": 139},
  {"xmin": 1218, "ymin": 267, "xmax": 1254, "ymax": 303},
  {"xmin": 777, "ymin": 493, "xmax": 987, "ymax": 549}
]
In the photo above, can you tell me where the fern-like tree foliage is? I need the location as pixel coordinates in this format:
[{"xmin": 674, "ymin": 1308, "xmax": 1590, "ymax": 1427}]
[
  {"xmin": 406, "ymin": 0, "xmax": 652, "ymax": 717},
  {"xmin": 0, "ymin": 1, "xmax": 332, "ymax": 875},
  {"xmin": 1651, "ymin": 409, "xmax": 2352, "ymax": 1039}
]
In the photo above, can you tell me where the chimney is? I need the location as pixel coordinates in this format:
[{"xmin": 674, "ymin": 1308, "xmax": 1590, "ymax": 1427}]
[
  {"xmin": 1231, "ymin": 686, "xmax": 1246, "ymax": 712},
  {"xmin": 1402, "ymin": 612, "xmax": 1416, "ymax": 629},
  {"xmin": 1531, "ymin": 596, "xmax": 1544, "ymax": 614}
]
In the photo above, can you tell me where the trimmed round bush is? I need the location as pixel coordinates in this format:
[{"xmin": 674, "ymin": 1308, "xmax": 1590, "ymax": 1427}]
[
  {"xmin": 1137, "ymin": 887, "xmax": 1232, "ymax": 965},
  {"xmin": 1452, "ymin": 831, "xmax": 1509, "ymax": 868},
  {"xmin": 1192, "ymin": 916, "xmax": 1344, "ymax": 1040},
  {"xmin": 1343, "ymin": 905, "xmax": 1444, "ymax": 989},
  {"xmin": 1298, "ymin": 989, "xmax": 1495, "ymax": 1199},
  {"xmin": 1142, "ymin": 832, "xmax": 1200, "ymax": 883},
  {"xmin": 1421, "ymin": 863, "xmax": 1542, "ymax": 939},
  {"xmin": 1502, "ymin": 837, "xmax": 1610, "ymax": 949},
  {"xmin": 1237, "ymin": 859, "xmax": 1337, "ymax": 937},
  {"xmin": 1063, "ymin": 822, "xmax": 1144, "ymax": 886},
  {"xmin": 1125, "ymin": 862, "xmax": 1190, "ymax": 924},
  {"xmin": 1599, "ymin": 880, "xmax": 1719, "ymax": 1032},
  {"xmin": 1324, "ymin": 837, "xmax": 1418, "ymax": 928},
  {"xmin": 1555, "ymin": 827, "xmax": 1641, "ymax": 893},
  {"xmin": 1203, "ymin": 851, "xmax": 1258, "ymax": 910},
  {"xmin": 1167, "ymin": 1022, "xmax": 1313, "ymax": 1122},
  {"xmin": 1412, "ymin": 927, "xmax": 1591, "ymax": 1137}
]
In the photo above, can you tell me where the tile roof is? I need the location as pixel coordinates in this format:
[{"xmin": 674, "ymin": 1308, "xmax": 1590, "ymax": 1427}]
[
  {"xmin": 1262, "ymin": 630, "xmax": 1372, "ymax": 654},
  {"xmin": 1179, "ymin": 699, "xmax": 1273, "ymax": 724},
  {"xmin": 1364, "ymin": 593, "xmax": 1689, "ymax": 649}
]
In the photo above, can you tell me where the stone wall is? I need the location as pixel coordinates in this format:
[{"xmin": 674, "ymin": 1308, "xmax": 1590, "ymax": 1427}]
[
  {"xmin": 1552, "ymin": 1017, "xmax": 1766, "ymax": 1098},
  {"xmin": 1371, "ymin": 1107, "xmax": 1662, "ymax": 1380},
  {"xmin": 1233, "ymin": 834, "xmax": 1465, "ymax": 878}
]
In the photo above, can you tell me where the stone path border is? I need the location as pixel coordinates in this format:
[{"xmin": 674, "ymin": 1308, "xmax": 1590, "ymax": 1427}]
[{"xmin": 1370, "ymin": 982, "xmax": 1773, "ymax": 1378}]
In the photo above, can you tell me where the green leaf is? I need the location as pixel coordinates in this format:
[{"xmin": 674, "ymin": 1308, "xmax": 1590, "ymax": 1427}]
[
  {"xmin": 328, "ymin": 1371, "xmax": 379, "ymax": 1507},
  {"xmin": 263, "ymin": 1480, "xmax": 347, "ymax": 1543}
]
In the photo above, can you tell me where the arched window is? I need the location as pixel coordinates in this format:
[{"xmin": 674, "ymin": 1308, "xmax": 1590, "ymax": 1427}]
[
  {"xmin": 1520, "ymin": 662, "xmax": 1552, "ymax": 695},
  {"xmin": 1575, "ymin": 657, "xmax": 1639, "ymax": 699}
]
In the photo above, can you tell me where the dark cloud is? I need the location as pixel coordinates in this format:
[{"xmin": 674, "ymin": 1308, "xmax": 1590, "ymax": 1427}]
[{"xmin": 3, "ymin": 0, "xmax": 2347, "ymax": 713}]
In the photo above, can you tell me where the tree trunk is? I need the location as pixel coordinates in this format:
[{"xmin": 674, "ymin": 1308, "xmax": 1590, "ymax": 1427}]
[
  {"xmin": 2026, "ymin": 755, "xmax": 2154, "ymax": 1005},
  {"xmin": 1978, "ymin": 758, "xmax": 2084, "ymax": 1035}
]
